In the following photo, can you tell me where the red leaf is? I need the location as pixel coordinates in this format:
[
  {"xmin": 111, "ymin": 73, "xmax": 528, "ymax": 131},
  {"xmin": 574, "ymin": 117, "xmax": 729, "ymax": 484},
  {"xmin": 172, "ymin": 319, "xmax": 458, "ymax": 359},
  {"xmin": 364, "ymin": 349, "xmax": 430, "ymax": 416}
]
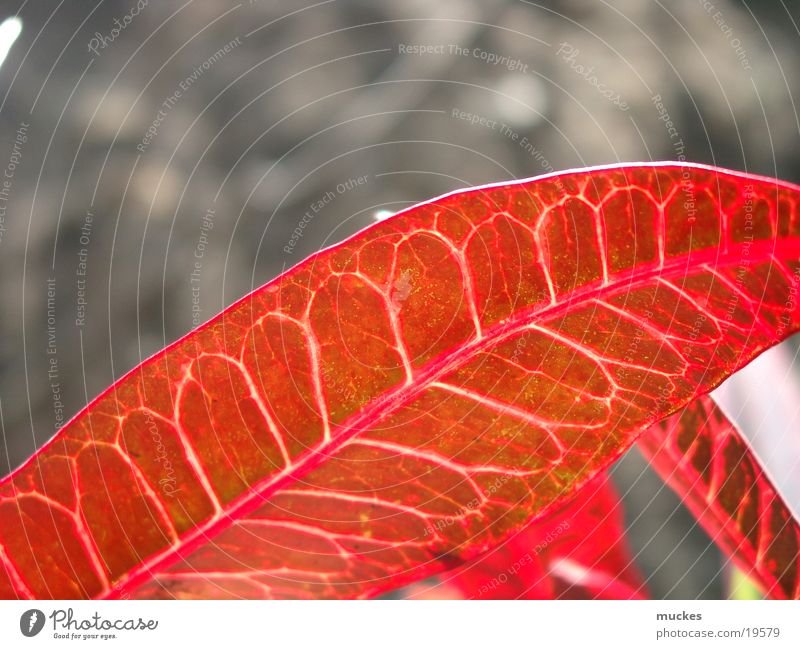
[
  {"xmin": 407, "ymin": 472, "xmax": 647, "ymax": 599},
  {"xmin": 639, "ymin": 395, "xmax": 800, "ymax": 599},
  {"xmin": 541, "ymin": 474, "xmax": 647, "ymax": 599},
  {"xmin": 1, "ymin": 162, "xmax": 799, "ymax": 599}
]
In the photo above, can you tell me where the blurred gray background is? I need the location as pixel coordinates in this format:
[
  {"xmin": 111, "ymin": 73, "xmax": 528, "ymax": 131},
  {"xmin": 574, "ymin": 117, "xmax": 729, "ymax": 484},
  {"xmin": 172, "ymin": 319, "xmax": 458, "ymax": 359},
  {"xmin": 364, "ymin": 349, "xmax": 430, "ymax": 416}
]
[{"xmin": 0, "ymin": 0, "xmax": 799, "ymax": 599}]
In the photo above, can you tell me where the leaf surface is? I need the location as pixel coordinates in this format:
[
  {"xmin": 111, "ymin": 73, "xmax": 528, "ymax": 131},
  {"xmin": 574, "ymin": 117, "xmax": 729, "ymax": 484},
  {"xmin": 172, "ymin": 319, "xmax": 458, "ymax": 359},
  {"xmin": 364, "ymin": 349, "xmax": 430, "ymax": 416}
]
[
  {"xmin": 1, "ymin": 162, "xmax": 800, "ymax": 599},
  {"xmin": 639, "ymin": 395, "xmax": 800, "ymax": 599},
  {"xmin": 406, "ymin": 472, "xmax": 647, "ymax": 599}
]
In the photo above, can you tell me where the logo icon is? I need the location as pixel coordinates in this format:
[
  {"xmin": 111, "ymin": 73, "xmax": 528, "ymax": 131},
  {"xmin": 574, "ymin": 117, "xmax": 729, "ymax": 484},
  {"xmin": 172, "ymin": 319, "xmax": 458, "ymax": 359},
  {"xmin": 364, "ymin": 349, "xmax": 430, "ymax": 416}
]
[{"xmin": 20, "ymin": 609, "xmax": 45, "ymax": 637}]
